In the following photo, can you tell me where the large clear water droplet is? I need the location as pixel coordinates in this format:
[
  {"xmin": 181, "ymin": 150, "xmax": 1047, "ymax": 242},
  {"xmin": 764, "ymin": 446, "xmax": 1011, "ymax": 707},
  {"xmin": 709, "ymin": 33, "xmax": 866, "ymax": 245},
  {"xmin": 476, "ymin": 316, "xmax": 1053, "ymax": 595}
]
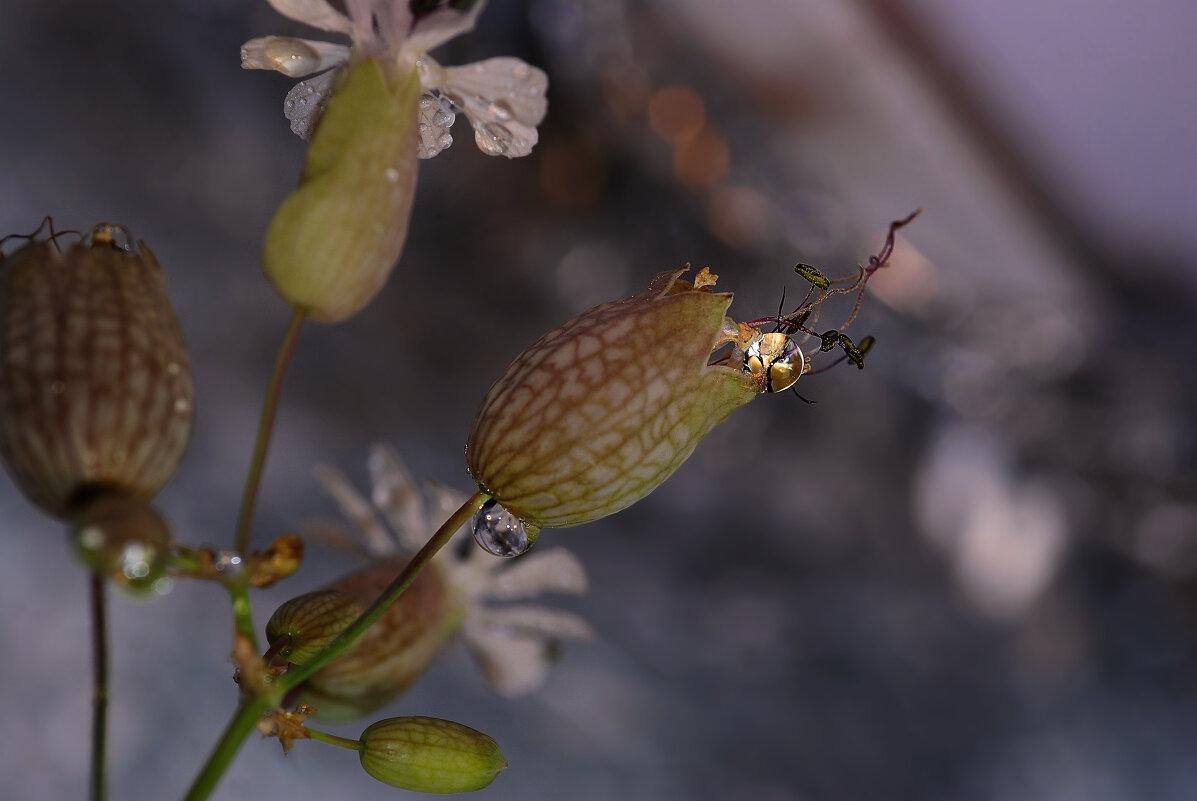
[{"xmin": 472, "ymin": 499, "xmax": 529, "ymax": 557}]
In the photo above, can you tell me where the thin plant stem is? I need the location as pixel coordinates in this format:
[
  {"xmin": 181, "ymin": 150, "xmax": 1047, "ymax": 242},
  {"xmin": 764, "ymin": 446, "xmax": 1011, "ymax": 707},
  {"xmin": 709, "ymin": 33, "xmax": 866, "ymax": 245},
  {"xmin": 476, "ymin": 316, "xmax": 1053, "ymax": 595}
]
[
  {"xmin": 89, "ymin": 574, "xmax": 108, "ymax": 801},
  {"xmin": 305, "ymin": 727, "xmax": 364, "ymax": 751},
  {"xmin": 227, "ymin": 583, "xmax": 258, "ymax": 652},
  {"xmin": 233, "ymin": 310, "xmax": 306, "ymax": 556},
  {"xmin": 181, "ymin": 490, "xmax": 490, "ymax": 801}
]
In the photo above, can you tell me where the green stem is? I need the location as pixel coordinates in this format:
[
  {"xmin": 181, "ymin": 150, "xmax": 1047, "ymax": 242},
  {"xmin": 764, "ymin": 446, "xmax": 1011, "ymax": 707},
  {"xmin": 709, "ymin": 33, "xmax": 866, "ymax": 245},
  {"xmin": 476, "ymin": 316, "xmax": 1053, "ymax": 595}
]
[
  {"xmin": 233, "ymin": 310, "xmax": 306, "ymax": 556},
  {"xmin": 181, "ymin": 491, "xmax": 489, "ymax": 801},
  {"xmin": 181, "ymin": 695, "xmax": 272, "ymax": 801},
  {"xmin": 305, "ymin": 727, "xmax": 364, "ymax": 751},
  {"xmin": 227, "ymin": 583, "xmax": 258, "ymax": 653},
  {"xmin": 89, "ymin": 574, "xmax": 108, "ymax": 801}
]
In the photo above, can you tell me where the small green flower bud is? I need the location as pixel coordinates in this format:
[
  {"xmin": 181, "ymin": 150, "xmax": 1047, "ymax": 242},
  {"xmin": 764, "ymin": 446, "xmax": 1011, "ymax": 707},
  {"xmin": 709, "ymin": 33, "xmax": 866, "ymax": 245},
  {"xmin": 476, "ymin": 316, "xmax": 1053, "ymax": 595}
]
[
  {"xmin": 0, "ymin": 224, "xmax": 194, "ymax": 519},
  {"xmin": 359, "ymin": 716, "xmax": 506, "ymax": 794},
  {"xmin": 265, "ymin": 589, "xmax": 365, "ymax": 664},
  {"xmin": 261, "ymin": 56, "xmax": 422, "ymax": 323},
  {"xmin": 70, "ymin": 491, "xmax": 170, "ymax": 592},
  {"xmin": 279, "ymin": 558, "xmax": 463, "ymax": 722},
  {"xmin": 467, "ymin": 268, "xmax": 757, "ymax": 530}
]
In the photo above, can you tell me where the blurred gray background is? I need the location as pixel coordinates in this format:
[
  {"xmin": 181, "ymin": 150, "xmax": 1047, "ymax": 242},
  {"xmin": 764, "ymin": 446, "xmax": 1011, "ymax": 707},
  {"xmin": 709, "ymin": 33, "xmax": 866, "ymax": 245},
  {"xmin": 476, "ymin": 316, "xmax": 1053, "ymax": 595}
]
[{"xmin": 2, "ymin": 1, "xmax": 1196, "ymax": 799}]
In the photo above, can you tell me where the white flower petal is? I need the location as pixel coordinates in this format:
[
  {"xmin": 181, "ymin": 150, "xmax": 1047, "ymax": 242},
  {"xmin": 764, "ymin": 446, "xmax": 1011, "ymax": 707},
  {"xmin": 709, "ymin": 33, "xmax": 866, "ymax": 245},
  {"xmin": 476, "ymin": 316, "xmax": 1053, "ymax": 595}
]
[
  {"xmin": 471, "ymin": 118, "xmax": 539, "ymax": 158},
  {"xmin": 485, "ymin": 548, "xmax": 589, "ymax": 599},
  {"xmin": 405, "ymin": 0, "xmax": 489, "ymax": 55},
  {"xmin": 240, "ymin": 36, "xmax": 349, "ymax": 78},
  {"xmin": 462, "ymin": 626, "xmax": 555, "ymax": 697},
  {"xmin": 442, "ymin": 58, "xmax": 548, "ymax": 127},
  {"xmin": 416, "ymin": 93, "xmax": 456, "ymax": 159},
  {"xmin": 470, "ymin": 605, "xmax": 595, "ymax": 639},
  {"xmin": 366, "ymin": 444, "xmax": 427, "ymax": 550},
  {"xmin": 264, "ymin": 0, "xmax": 352, "ymax": 34},
  {"xmin": 313, "ymin": 463, "xmax": 397, "ymax": 557},
  {"xmin": 283, "ymin": 68, "xmax": 339, "ymax": 139}
]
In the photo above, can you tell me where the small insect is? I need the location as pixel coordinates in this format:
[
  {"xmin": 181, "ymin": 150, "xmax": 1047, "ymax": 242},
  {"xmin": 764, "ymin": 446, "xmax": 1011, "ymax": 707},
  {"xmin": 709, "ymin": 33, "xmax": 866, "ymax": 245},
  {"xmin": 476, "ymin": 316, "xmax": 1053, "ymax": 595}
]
[{"xmin": 743, "ymin": 332, "xmax": 806, "ymax": 393}]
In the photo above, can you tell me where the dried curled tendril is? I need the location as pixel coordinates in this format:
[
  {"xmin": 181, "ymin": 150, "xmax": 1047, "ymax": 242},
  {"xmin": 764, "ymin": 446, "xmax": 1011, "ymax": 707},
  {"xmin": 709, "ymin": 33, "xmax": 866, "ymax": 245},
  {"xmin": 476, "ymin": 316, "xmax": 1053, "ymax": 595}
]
[{"xmin": 716, "ymin": 210, "xmax": 919, "ymax": 401}]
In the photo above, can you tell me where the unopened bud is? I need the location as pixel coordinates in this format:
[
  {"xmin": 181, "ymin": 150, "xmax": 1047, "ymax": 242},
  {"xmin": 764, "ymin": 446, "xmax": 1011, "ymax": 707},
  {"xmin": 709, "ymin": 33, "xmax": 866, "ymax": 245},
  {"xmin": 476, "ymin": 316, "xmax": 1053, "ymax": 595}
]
[
  {"xmin": 359, "ymin": 716, "xmax": 506, "ymax": 793},
  {"xmin": 265, "ymin": 589, "xmax": 365, "ymax": 664},
  {"xmin": 0, "ymin": 223, "xmax": 193, "ymax": 519},
  {"xmin": 262, "ymin": 57, "xmax": 421, "ymax": 322}
]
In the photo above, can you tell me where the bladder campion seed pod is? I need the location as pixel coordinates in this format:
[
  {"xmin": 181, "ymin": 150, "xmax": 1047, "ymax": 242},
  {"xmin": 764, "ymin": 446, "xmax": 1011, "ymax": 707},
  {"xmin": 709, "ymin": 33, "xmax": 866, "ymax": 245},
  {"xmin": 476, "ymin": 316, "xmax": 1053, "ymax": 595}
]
[
  {"xmin": 359, "ymin": 716, "xmax": 507, "ymax": 793},
  {"xmin": 274, "ymin": 557, "xmax": 463, "ymax": 722},
  {"xmin": 466, "ymin": 267, "xmax": 758, "ymax": 545},
  {"xmin": 0, "ymin": 223, "xmax": 194, "ymax": 519}
]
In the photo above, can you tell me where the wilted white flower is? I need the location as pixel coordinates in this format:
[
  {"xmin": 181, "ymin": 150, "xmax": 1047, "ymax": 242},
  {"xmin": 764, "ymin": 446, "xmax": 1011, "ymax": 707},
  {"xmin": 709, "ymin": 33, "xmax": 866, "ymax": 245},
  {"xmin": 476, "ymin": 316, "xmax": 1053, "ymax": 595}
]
[
  {"xmin": 241, "ymin": 0, "xmax": 547, "ymax": 157},
  {"xmin": 312, "ymin": 444, "xmax": 592, "ymax": 698}
]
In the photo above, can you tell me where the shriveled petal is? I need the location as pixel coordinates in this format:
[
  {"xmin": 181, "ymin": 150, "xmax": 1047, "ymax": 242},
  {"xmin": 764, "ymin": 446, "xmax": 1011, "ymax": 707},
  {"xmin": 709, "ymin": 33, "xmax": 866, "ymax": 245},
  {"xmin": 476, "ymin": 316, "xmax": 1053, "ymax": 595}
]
[
  {"xmin": 264, "ymin": 0, "xmax": 352, "ymax": 34},
  {"xmin": 313, "ymin": 463, "xmax": 398, "ymax": 557},
  {"xmin": 442, "ymin": 58, "xmax": 548, "ymax": 126},
  {"xmin": 367, "ymin": 444, "xmax": 426, "ymax": 550},
  {"xmin": 470, "ymin": 605, "xmax": 594, "ymax": 639},
  {"xmin": 284, "ymin": 68, "xmax": 339, "ymax": 139},
  {"xmin": 439, "ymin": 58, "xmax": 547, "ymax": 158},
  {"xmin": 462, "ymin": 627, "xmax": 558, "ymax": 697},
  {"xmin": 416, "ymin": 93, "xmax": 456, "ymax": 159},
  {"xmin": 483, "ymin": 548, "xmax": 589, "ymax": 600},
  {"xmin": 240, "ymin": 36, "xmax": 349, "ymax": 78},
  {"xmin": 405, "ymin": 0, "xmax": 489, "ymax": 55}
]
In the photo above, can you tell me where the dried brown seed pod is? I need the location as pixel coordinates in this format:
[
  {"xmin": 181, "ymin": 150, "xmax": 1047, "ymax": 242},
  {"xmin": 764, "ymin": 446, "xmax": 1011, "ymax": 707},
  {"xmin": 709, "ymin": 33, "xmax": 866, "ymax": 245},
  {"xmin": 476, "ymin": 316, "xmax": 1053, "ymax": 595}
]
[{"xmin": 0, "ymin": 223, "xmax": 194, "ymax": 519}]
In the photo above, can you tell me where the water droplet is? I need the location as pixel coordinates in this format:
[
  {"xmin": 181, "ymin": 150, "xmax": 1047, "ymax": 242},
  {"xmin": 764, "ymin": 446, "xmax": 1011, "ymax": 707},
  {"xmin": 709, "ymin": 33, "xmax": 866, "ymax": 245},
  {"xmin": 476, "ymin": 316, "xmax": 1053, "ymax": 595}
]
[
  {"xmin": 263, "ymin": 37, "xmax": 322, "ymax": 78},
  {"xmin": 174, "ymin": 397, "xmax": 191, "ymax": 414},
  {"xmin": 472, "ymin": 499, "xmax": 529, "ymax": 557},
  {"xmin": 486, "ymin": 100, "xmax": 514, "ymax": 122},
  {"xmin": 151, "ymin": 576, "xmax": 174, "ymax": 596},
  {"xmin": 384, "ymin": 167, "xmax": 400, "ymax": 182},
  {"xmin": 437, "ymin": 131, "xmax": 453, "ymax": 149},
  {"xmin": 214, "ymin": 550, "xmax": 244, "ymax": 575},
  {"xmin": 474, "ymin": 122, "xmax": 513, "ymax": 156},
  {"xmin": 78, "ymin": 525, "xmax": 105, "ymax": 551},
  {"xmin": 122, "ymin": 543, "xmax": 153, "ymax": 580},
  {"xmin": 432, "ymin": 109, "xmax": 455, "ymax": 128}
]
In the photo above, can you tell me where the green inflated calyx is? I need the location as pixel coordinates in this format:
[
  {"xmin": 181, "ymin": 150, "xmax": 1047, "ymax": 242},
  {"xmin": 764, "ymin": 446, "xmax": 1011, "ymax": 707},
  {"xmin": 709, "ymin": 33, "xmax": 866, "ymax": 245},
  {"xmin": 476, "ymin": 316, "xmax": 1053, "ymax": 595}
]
[
  {"xmin": 262, "ymin": 56, "xmax": 421, "ymax": 323},
  {"xmin": 359, "ymin": 716, "xmax": 507, "ymax": 793}
]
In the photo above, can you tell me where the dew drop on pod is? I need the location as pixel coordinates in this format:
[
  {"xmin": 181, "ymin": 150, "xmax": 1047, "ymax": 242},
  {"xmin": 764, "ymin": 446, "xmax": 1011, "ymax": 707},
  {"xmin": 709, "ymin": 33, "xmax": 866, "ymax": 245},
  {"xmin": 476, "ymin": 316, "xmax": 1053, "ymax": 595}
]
[{"xmin": 0, "ymin": 223, "xmax": 194, "ymax": 590}]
